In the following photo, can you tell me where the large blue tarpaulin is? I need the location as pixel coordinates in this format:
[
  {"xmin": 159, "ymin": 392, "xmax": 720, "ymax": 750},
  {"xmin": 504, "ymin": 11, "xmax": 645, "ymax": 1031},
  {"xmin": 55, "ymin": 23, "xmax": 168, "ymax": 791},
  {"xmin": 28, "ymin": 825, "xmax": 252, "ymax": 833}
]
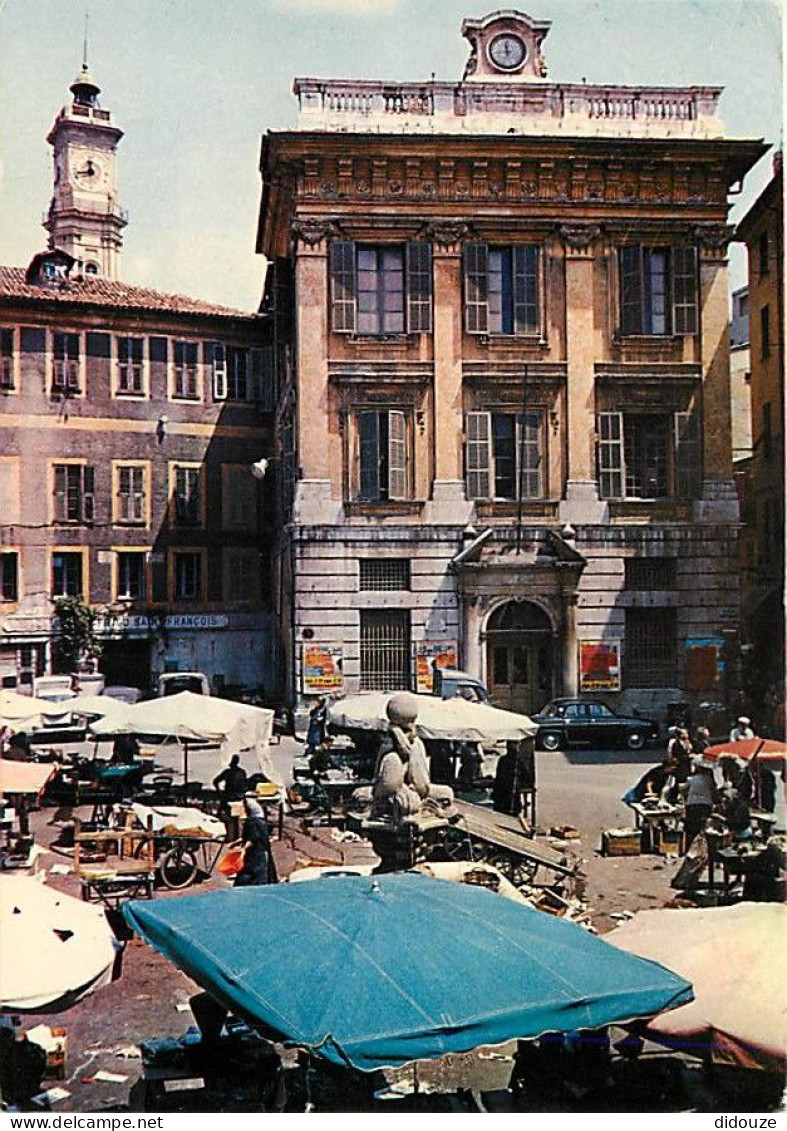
[{"xmin": 124, "ymin": 872, "xmax": 692, "ymax": 1072}]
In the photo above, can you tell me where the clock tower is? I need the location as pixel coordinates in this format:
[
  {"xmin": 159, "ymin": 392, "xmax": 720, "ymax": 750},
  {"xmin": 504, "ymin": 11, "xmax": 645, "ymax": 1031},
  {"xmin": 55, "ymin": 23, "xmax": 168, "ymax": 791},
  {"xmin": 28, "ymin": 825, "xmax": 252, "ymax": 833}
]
[{"xmin": 44, "ymin": 62, "xmax": 126, "ymax": 279}]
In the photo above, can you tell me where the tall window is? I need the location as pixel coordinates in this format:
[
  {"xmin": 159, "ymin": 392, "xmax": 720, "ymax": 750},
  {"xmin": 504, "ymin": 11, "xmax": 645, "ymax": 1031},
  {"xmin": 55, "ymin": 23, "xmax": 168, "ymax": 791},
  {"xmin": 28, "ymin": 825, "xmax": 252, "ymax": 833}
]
[
  {"xmin": 355, "ymin": 410, "xmax": 409, "ymax": 502},
  {"xmin": 360, "ymin": 609, "xmax": 411, "ymax": 691},
  {"xmin": 624, "ymin": 608, "xmax": 677, "ymax": 687},
  {"xmin": 221, "ymin": 466, "xmax": 258, "ymax": 532},
  {"xmin": 211, "ymin": 344, "xmax": 270, "ymax": 403},
  {"xmin": 117, "ymin": 336, "xmax": 144, "ymax": 395},
  {"xmin": 116, "ymin": 465, "xmax": 147, "ymax": 524},
  {"xmin": 173, "ymin": 341, "xmax": 199, "ymax": 399},
  {"xmin": 618, "ymin": 244, "xmax": 698, "ymax": 336},
  {"xmin": 0, "ymin": 329, "xmax": 14, "ymax": 390},
  {"xmin": 330, "ymin": 241, "xmax": 432, "ymax": 335},
  {"xmin": 173, "ymin": 552, "xmax": 201, "ymax": 601},
  {"xmin": 0, "ymin": 554, "xmax": 18, "ymax": 602},
  {"xmin": 464, "ymin": 244, "xmax": 540, "ymax": 335},
  {"xmin": 52, "ymin": 552, "xmax": 83, "ymax": 598},
  {"xmin": 760, "ymin": 305, "xmax": 771, "ymax": 358},
  {"xmin": 53, "ymin": 464, "xmax": 94, "ymax": 524},
  {"xmin": 116, "ymin": 552, "xmax": 146, "ymax": 601},
  {"xmin": 173, "ymin": 466, "xmax": 202, "ymax": 525},
  {"xmin": 597, "ymin": 411, "xmax": 701, "ymax": 500},
  {"xmin": 758, "ymin": 231, "xmax": 769, "ymax": 277},
  {"xmin": 465, "ymin": 411, "xmax": 543, "ymax": 501},
  {"xmin": 52, "ymin": 332, "xmax": 80, "ymax": 392}
]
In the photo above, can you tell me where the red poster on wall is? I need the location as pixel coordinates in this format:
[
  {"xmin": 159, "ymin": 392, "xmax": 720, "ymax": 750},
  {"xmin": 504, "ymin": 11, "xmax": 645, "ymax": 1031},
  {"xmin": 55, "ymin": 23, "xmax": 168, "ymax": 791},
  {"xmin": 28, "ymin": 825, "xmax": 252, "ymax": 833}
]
[{"xmin": 579, "ymin": 641, "xmax": 622, "ymax": 692}]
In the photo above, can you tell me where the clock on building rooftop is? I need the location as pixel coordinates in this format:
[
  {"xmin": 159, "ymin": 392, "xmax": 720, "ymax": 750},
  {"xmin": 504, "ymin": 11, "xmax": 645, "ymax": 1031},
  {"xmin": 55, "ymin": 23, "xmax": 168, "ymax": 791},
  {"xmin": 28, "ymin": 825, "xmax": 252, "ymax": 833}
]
[{"xmin": 462, "ymin": 10, "xmax": 551, "ymax": 81}]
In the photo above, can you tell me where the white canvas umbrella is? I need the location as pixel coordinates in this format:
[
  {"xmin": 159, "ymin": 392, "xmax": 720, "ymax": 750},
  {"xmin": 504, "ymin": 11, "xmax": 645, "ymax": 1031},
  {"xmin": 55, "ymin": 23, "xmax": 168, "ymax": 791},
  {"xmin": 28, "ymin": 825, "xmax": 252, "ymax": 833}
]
[
  {"xmin": 328, "ymin": 692, "xmax": 536, "ymax": 743},
  {"xmin": 0, "ymin": 877, "xmax": 118, "ymax": 1013},
  {"xmin": 0, "ymin": 689, "xmax": 72, "ymax": 732}
]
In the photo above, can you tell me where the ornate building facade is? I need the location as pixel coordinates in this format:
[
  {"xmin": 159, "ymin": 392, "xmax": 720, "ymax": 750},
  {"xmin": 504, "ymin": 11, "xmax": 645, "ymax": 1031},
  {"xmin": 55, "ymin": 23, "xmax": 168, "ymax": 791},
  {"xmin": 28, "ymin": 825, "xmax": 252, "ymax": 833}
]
[{"xmin": 257, "ymin": 10, "xmax": 765, "ymax": 720}]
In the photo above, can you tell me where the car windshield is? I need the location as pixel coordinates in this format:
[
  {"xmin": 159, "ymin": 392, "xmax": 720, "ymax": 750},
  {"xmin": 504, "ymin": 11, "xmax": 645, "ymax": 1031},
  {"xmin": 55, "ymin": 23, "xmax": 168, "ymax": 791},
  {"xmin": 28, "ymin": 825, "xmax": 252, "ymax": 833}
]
[{"xmin": 539, "ymin": 701, "xmax": 565, "ymax": 718}]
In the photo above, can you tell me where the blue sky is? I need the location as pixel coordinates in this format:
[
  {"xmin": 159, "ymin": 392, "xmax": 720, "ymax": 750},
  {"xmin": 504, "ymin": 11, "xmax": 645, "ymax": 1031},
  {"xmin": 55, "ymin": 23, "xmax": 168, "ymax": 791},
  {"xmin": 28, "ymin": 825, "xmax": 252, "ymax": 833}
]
[{"xmin": 0, "ymin": 0, "xmax": 781, "ymax": 310}]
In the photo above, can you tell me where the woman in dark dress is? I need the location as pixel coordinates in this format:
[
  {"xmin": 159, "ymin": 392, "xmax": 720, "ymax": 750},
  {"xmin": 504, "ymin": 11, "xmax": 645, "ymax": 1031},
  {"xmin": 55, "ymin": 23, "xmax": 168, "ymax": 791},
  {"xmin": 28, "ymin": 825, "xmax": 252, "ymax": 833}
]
[{"xmin": 234, "ymin": 794, "xmax": 277, "ymax": 886}]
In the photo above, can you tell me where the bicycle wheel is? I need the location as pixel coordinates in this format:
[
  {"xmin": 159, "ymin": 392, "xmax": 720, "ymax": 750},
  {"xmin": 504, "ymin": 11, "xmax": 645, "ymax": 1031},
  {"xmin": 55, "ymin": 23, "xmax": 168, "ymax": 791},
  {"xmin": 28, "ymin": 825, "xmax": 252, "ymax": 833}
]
[{"xmin": 159, "ymin": 844, "xmax": 199, "ymax": 890}]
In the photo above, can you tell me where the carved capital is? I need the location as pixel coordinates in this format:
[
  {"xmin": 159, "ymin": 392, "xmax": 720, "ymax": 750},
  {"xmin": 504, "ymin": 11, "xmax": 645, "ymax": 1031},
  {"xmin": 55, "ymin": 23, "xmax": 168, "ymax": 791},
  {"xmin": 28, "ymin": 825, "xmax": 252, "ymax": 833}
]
[
  {"xmin": 558, "ymin": 223, "xmax": 602, "ymax": 251},
  {"xmin": 422, "ymin": 220, "xmax": 474, "ymax": 247},
  {"xmin": 695, "ymin": 224, "xmax": 734, "ymax": 254},
  {"xmin": 290, "ymin": 217, "xmax": 337, "ymax": 248}
]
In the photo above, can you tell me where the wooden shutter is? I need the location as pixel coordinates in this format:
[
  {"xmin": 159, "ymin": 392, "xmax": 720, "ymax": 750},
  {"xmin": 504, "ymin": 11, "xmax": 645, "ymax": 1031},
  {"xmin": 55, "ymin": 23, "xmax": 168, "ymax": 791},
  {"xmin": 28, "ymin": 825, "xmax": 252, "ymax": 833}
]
[
  {"xmin": 465, "ymin": 411, "xmax": 492, "ymax": 499},
  {"xmin": 518, "ymin": 411, "xmax": 543, "ymax": 498},
  {"xmin": 131, "ymin": 466, "xmax": 145, "ymax": 522},
  {"xmin": 672, "ymin": 245, "xmax": 698, "ymax": 335},
  {"xmin": 0, "ymin": 329, "xmax": 13, "ymax": 389},
  {"xmin": 597, "ymin": 412, "xmax": 624, "ymax": 499},
  {"xmin": 211, "ymin": 343, "xmax": 227, "ymax": 400},
  {"xmin": 513, "ymin": 246, "xmax": 539, "ymax": 334},
  {"xmin": 406, "ymin": 241, "xmax": 432, "ymax": 333},
  {"xmin": 387, "ymin": 410, "xmax": 408, "ymax": 501},
  {"xmin": 250, "ymin": 346, "xmax": 274, "ymax": 409},
  {"xmin": 53, "ymin": 465, "xmax": 68, "ymax": 522},
  {"xmin": 619, "ymin": 245, "xmax": 643, "ymax": 335},
  {"xmin": 358, "ymin": 412, "xmax": 380, "ymax": 500},
  {"xmin": 81, "ymin": 466, "xmax": 95, "ymax": 524},
  {"xmin": 674, "ymin": 411, "xmax": 701, "ymax": 497},
  {"xmin": 330, "ymin": 241, "xmax": 357, "ymax": 333},
  {"xmin": 463, "ymin": 243, "xmax": 489, "ymax": 334}
]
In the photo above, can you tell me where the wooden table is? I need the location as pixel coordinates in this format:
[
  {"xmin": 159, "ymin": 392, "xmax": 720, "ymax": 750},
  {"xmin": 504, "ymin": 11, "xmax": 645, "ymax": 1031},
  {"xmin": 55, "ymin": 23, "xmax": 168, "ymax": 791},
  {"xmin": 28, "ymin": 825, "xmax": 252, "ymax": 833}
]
[
  {"xmin": 630, "ymin": 802, "xmax": 683, "ymax": 854},
  {"xmin": 715, "ymin": 843, "xmax": 775, "ymax": 900}
]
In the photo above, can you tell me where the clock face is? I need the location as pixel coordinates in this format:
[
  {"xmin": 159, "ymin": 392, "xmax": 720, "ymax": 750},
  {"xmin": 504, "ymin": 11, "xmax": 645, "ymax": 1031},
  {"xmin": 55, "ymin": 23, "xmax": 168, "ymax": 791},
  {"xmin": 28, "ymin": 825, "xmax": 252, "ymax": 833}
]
[
  {"xmin": 488, "ymin": 33, "xmax": 527, "ymax": 71},
  {"xmin": 71, "ymin": 153, "xmax": 108, "ymax": 191}
]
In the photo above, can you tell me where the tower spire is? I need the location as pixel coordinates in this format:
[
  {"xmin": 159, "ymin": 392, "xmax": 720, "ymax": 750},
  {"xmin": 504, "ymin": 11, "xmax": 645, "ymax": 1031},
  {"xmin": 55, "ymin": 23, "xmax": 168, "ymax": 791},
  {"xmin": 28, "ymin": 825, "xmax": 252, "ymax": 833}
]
[
  {"xmin": 83, "ymin": 9, "xmax": 89, "ymax": 69},
  {"xmin": 71, "ymin": 9, "xmax": 100, "ymax": 106}
]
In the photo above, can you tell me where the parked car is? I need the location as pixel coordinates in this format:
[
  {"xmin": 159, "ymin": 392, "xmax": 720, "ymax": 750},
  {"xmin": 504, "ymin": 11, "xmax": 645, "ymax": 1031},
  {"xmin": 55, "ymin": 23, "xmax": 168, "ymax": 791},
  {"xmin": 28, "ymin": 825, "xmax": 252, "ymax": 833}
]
[
  {"xmin": 531, "ymin": 698, "xmax": 660, "ymax": 751},
  {"xmin": 157, "ymin": 672, "xmax": 210, "ymax": 697},
  {"xmin": 432, "ymin": 668, "xmax": 490, "ymax": 703}
]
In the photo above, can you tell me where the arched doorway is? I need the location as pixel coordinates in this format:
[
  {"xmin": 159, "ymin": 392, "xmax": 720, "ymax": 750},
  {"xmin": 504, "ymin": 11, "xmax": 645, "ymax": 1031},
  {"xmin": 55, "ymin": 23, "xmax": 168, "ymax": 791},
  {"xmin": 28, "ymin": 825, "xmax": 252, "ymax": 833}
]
[{"xmin": 485, "ymin": 601, "xmax": 554, "ymax": 714}]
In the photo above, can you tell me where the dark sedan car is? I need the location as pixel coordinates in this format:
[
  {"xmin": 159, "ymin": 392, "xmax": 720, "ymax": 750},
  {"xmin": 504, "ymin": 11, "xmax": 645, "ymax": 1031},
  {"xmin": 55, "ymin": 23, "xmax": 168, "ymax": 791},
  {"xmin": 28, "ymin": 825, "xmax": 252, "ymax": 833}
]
[{"xmin": 531, "ymin": 698, "xmax": 660, "ymax": 751}]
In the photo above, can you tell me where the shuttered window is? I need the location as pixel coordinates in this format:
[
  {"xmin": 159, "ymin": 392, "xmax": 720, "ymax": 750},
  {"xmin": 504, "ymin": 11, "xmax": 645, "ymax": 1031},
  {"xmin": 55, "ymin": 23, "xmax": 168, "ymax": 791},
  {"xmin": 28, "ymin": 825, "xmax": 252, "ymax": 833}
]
[
  {"xmin": 619, "ymin": 244, "xmax": 698, "ymax": 336},
  {"xmin": 596, "ymin": 411, "xmax": 702, "ymax": 500},
  {"xmin": 0, "ymin": 329, "xmax": 14, "ymax": 390},
  {"xmin": 173, "ymin": 341, "xmax": 199, "ymax": 398},
  {"xmin": 117, "ymin": 337, "xmax": 144, "ymax": 394},
  {"xmin": 330, "ymin": 241, "xmax": 432, "ymax": 334},
  {"xmin": 173, "ymin": 466, "xmax": 202, "ymax": 525},
  {"xmin": 356, "ymin": 410, "xmax": 410, "ymax": 502},
  {"xmin": 673, "ymin": 411, "xmax": 702, "ymax": 497},
  {"xmin": 52, "ymin": 332, "xmax": 80, "ymax": 392},
  {"xmin": 465, "ymin": 411, "xmax": 544, "ymax": 500},
  {"xmin": 672, "ymin": 247, "xmax": 698, "ymax": 334},
  {"xmin": 174, "ymin": 553, "xmax": 201, "ymax": 601},
  {"xmin": 53, "ymin": 465, "xmax": 94, "ymax": 524},
  {"xmin": 52, "ymin": 552, "xmax": 83, "ymax": 598},
  {"xmin": 117, "ymin": 552, "xmax": 146, "ymax": 601},
  {"xmin": 464, "ymin": 244, "xmax": 540, "ymax": 335},
  {"xmin": 116, "ymin": 465, "xmax": 146, "ymax": 524}
]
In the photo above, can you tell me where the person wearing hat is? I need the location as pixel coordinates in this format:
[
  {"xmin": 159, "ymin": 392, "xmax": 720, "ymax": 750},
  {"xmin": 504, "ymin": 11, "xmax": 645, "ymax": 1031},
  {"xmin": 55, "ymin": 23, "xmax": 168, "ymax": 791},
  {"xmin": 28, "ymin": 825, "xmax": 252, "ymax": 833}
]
[
  {"xmin": 729, "ymin": 716, "xmax": 754, "ymax": 742},
  {"xmin": 234, "ymin": 793, "xmax": 277, "ymax": 886},
  {"xmin": 683, "ymin": 756, "xmax": 718, "ymax": 850}
]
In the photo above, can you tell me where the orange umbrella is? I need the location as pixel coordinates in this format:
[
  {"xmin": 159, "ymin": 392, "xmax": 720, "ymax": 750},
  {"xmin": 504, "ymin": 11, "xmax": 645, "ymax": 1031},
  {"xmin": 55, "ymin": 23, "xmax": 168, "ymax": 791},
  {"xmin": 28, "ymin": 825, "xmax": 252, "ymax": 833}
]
[{"xmin": 703, "ymin": 737, "xmax": 787, "ymax": 763}]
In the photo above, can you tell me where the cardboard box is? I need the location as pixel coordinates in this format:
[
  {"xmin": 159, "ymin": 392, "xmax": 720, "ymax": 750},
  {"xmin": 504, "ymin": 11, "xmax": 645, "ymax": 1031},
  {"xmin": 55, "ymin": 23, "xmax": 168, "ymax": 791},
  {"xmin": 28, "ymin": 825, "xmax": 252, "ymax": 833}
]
[{"xmin": 602, "ymin": 828, "xmax": 642, "ymax": 857}]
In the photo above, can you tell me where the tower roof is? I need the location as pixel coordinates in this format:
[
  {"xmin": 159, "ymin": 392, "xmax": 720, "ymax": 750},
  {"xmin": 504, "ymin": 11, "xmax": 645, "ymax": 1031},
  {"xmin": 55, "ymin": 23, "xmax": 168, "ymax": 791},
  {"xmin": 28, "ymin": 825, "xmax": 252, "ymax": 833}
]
[{"xmin": 70, "ymin": 62, "xmax": 101, "ymax": 106}]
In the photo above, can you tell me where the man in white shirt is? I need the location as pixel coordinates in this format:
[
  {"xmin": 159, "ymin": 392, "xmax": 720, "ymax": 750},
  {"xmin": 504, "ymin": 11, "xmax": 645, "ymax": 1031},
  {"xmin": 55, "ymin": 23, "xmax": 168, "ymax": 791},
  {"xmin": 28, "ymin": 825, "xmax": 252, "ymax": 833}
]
[{"xmin": 729, "ymin": 716, "xmax": 754, "ymax": 742}]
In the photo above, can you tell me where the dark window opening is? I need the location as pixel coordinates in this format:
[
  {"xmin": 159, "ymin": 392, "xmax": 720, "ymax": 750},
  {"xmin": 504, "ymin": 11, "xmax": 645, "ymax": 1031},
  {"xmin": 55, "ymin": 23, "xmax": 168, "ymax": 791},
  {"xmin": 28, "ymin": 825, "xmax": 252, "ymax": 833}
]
[
  {"xmin": 52, "ymin": 552, "xmax": 83, "ymax": 599},
  {"xmin": 174, "ymin": 553, "xmax": 201, "ymax": 601},
  {"xmin": 624, "ymin": 608, "xmax": 677, "ymax": 687},
  {"xmin": 0, "ymin": 554, "xmax": 18, "ymax": 602},
  {"xmin": 357, "ymin": 410, "xmax": 409, "ymax": 502},
  {"xmin": 625, "ymin": 557, "xmax": 678, "ymax": 591},
  {"xmin": 117, "ymin": 552, "xmax": 146, "ymax": 601},
  {"xmin": 0, "ymin": 329, "xmax": 14, "ymax": 389}
]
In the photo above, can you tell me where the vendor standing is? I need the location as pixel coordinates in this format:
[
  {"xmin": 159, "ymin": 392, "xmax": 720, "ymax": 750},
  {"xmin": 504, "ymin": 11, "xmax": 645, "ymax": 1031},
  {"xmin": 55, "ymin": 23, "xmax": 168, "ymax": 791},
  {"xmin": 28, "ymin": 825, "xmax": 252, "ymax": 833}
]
[
  {"xmin": 683, "ymin": 757, "xmax": 717, "ymax": 850},
  {"xmin": 493, "ymin": 737, "xmax": 536, "ymax": 816},
  {"xmin": 234, "ymin": 793, "xmax": 276, "ymax": 886}
]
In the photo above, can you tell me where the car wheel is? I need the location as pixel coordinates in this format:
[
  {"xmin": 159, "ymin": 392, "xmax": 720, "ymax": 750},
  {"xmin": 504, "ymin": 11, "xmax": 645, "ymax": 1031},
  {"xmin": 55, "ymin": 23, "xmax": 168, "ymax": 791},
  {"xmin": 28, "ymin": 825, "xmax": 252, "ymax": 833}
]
[
  {"xmin": 540, "ymin": 731, "xmax": 562, "ymax": 752},
  {"xmin": 626, "ymin": 731, "xmax": 646, "ymax": 751}
]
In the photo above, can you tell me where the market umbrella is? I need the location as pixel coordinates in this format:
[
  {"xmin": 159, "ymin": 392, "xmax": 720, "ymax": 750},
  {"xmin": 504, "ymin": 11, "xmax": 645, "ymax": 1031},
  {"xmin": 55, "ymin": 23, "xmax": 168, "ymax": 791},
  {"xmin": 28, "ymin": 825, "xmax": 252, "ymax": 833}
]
[
  {"xmin": 0, "ymin": 758, "xmax": 57, "ymax": 800},
  {"xmin": 328, "ymin": 692, "xmax": 536, "ymax": 744},
  {"xmin": 608, "ymin": 903, "xmax": 787, "ymax": 1073},
  {"xmin": 0, "ymin": 877, "xmax": 118, "ymax": 1013},
  {"xmin": 0, "ymin": 689, "xmax": 72, "ymax": 732},
  {"xmin": 703, "ymin": 737, "xmax": 787, "ymax": 763},
  {"xmin": 124, "ymin": 872, "xmax": 692, "ymax": 1072}
]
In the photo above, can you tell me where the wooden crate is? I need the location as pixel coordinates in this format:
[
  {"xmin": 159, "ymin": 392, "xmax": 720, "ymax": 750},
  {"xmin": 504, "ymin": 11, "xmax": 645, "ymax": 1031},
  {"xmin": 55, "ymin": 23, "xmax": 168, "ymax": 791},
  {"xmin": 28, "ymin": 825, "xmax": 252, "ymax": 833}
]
[
  {"xmin": 602, "ymin": 828, "xmax": 642, "ymax": 857},
  {"xmin": 655, "ymin": 827, "xmax": 684, "ymax": 857}
]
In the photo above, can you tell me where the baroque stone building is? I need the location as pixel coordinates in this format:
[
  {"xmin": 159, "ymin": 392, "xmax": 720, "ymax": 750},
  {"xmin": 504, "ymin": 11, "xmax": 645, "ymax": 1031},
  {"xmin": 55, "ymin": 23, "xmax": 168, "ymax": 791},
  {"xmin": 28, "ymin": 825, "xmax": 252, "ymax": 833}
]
[
  {"xmin": 257, "ymin": 10, "xmax": 765, "ymax": 719},
  {"xmin": 0, "ymin": 66, "xmax": 274, "ymax": 694}
]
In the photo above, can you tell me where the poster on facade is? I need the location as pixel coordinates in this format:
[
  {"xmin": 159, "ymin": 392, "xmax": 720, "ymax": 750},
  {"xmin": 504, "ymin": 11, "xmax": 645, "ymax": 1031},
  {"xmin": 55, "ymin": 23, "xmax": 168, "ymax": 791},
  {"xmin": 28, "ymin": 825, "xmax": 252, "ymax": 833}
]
[
  {"xmin": 415, "ymin": 642, "xmax": 459, "ymax": 694},
  {"xmin": 684, "ymin": 637, "xmax": 725, "ymax": 692},
  {"xmin": 579, "ymin": 641, "xmax": 622, "ymax": 692},
  {"xmin": 302, "ymin": 644, "xmax": 344, "ymax": 695}
]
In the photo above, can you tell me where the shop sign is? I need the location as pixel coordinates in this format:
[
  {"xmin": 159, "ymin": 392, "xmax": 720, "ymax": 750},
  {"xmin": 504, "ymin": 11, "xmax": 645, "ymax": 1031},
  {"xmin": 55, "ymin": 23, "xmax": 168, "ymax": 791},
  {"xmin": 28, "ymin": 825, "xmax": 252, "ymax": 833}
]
[
  {"xmin": 95, "ymin": 613, "xmax": 230, "ymax": 635},
  {"xmin": 684, "ymin": 637, "xmax": 725, "ymax": 692},
  {"xmin": 579, "ymin": 640, "xmax": 621, "ymax": 692},
  {"xmin": 302, "ymin": 644, "xmax": 344, "ymax": 694},
  {"xmin": 415, "ymin": 641, "xmax": 459, "ymax": 694}
]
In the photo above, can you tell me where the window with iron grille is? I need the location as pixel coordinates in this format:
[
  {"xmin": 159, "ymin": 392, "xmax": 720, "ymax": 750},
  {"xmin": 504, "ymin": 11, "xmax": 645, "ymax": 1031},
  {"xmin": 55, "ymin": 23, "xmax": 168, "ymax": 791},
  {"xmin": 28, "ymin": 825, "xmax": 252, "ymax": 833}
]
[
  {"xmin": 173, "ymin": 340, "xmax": 199, "ymax": 399},
  {"xmin": 173, "ymin": 552, "xmax": 201, "ymax": 601},
  {"xmin": 52, "ymin": 332, "xmax": 80, "ymax": 393},
  {"xmin": 618, "ymin": 244, "xmax": 698, "ymax": 336},
  {"xmin": 464, "ymin": 244, "xmax": 540, "ymax": 335},
  {"xmin": 116, "ymin": 465, "xmax": 146, "ymax": 524},
  {"xmin": 117, "ymin": 552, "xmax": 146, "ymax": 601},
  {"xmin": 359, "ymin": 559, "xmax": 411, "ymax": 591},
  {"xmin": 329, "ymin": 241, "xmax": 432, "ymax": 335},
  {"xmin": 465, "ymin": 411, "xmax": 544, "ymax": 500},
  {"xmin": 0, "ymin": 554, "xmax": 18, "ymax": 602},
  {"xmin": 360, "ymin": 609, "xmax": 411, "ymax": 691},
  {"xmin": 173, "ymin": 466, "xmax": 201, "ymax": 525},
  {"xmin": 624, "ymin": 557, "xmax": 677, "ymax": 591},
  {"xmin": 53, "ymin": 464, "xmax": 94, "ymax": 524},
  {"xmin": 117, "ymin": 336, "xmax": 144, "ymax": 394},
  {"xmin": 52, "ymin": 552, "xmax": 83, "ymax": 598},
  {"xmin": 0, "ymin": 329, "xmax": 14, "ymax": 390},
  {"xmin": 624, "ymin": 608, "xmax": 677, "ymax": 687}
]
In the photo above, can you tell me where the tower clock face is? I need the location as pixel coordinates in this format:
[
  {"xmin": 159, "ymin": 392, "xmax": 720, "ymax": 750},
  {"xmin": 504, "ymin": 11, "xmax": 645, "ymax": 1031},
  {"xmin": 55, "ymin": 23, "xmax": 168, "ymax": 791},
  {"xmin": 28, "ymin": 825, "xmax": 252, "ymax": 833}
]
[
  {"xmin": 71, "ymin": 153, "xmax": 108, "ymax": 191},
  {"xmin": 488, "ymin": 33, "xmax": 527, "ymax": 71}
]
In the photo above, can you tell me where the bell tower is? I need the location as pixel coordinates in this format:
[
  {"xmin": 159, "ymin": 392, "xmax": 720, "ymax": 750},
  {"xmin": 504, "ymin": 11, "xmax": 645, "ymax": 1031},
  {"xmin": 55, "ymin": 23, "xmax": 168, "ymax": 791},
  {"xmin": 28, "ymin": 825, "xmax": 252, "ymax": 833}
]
[{"xmin": 44, "ymin": 49, "xmax": 126, "ymax": 279}]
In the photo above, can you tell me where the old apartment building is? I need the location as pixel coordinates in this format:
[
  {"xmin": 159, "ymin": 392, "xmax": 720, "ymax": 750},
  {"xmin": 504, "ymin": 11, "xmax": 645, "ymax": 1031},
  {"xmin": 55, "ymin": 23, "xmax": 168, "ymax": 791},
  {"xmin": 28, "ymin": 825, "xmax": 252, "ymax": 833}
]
[
  {"xmin": 258, "ymin": 10, "xmax": 765, "ymax": 717},
  {"xmin": 0, "ymin": 64, "xmax": 274, "ymax": 694}
]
